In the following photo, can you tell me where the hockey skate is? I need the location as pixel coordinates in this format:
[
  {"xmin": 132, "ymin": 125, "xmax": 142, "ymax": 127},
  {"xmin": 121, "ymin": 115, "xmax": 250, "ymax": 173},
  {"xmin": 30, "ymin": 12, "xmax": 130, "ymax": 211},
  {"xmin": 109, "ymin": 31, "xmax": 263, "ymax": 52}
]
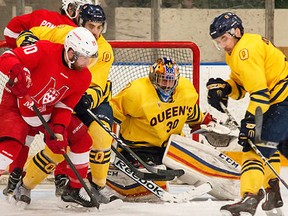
[
  {"xmin": 3, "ymin": 168, "xmax": 22, "ymax": 198},
  {"xmin": 54, "ymin": 174, "xmax": 69, "ymax": 197},
  {"xmin": 262, "ymin": 178, "xmax": 284, "ymax": 216},
  {"xmin": 89, "ymin": 181, "xmax": 123, "ymax": 208},
  {"xmin": 220, "ymin": 189, "xmax": 264, "ymax": 216},
  {"xmin": 12, "ymin": 180, "xmax": 31, "ymax": 209},
  {"xmin": 60, "ymin": 185, "xmax": 96, "ymax": 208}
]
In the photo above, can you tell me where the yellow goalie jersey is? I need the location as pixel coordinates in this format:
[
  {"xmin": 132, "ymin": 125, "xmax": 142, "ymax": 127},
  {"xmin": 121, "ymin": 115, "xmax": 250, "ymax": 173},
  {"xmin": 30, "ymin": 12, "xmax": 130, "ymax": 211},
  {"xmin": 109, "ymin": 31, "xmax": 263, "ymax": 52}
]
[
  {"xmin": 29, "ymin": 25, "xmax": 114, "ymax": 107},
  {"xmin": 110, "ymin": 76, "xmax": 203, "ymax": 148},
  {"xmin": 225, "ymin": 33, "xmax": 288, "ymax": 115}
]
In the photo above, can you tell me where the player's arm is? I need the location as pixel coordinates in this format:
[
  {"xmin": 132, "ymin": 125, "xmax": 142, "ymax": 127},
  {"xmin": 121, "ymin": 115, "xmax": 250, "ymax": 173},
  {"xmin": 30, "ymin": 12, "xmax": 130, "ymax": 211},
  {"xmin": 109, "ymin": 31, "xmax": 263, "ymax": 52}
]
[
  {"xmin": 225, "ymin": 76, "xmax": 247, "ymax": 100},
  {"xmin": 236, "ymin": 56, "xmax": 270, "ymax": 115},
  {"xmin": 86, "ymin": 41, "xmax": 114, "ymax": 108},
  {"xmin": 0, "ymin": 44, "xmax": 44, "ymax": 98},
  {"xmin": 110, "ymin": 82, "xmax": 136, "ymax": 124},
  {"xmin": 30, "ymin": 25, "xmax": 74, "ymax": 44},
  {"xmin": 4, "ymin": 13, "xmax": 34, "ymax": 48}
]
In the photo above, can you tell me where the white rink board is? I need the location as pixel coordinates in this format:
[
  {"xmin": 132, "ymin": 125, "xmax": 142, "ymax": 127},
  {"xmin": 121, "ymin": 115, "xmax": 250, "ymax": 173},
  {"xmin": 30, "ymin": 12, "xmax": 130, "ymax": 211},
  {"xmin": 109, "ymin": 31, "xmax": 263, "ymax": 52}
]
[{"xmin": 199, "ymin": 64, "xmax": 249, "ymax": 124}]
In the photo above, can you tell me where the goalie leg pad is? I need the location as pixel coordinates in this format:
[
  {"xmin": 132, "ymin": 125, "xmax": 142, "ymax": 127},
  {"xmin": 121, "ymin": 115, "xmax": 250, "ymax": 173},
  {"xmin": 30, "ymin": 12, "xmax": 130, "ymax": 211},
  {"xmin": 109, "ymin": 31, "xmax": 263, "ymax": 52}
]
[
  {"xmin": 106, "ymin": 165, "xmax": 168, "ymax": 202},
  {"xmin": 163, "ymin": 134, "xmax": 241, "ymax": 200}
]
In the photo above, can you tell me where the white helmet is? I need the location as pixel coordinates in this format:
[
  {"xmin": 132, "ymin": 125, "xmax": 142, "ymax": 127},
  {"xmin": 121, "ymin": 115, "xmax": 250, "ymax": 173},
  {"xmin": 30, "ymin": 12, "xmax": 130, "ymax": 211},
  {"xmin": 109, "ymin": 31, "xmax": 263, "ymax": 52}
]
[
  {"xmin": 64, "ymin": 27, "xmax": 98, "ymax": 69},
  {"xmin": 62, "ymin": 0, "xmax": 93, "ymax": 19}
]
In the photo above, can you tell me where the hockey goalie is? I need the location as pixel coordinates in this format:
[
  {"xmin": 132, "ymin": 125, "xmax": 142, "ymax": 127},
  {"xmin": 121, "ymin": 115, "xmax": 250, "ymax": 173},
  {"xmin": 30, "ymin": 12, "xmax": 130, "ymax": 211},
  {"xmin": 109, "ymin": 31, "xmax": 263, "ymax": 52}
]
[{"xmin": 105, "ymin": 57, "xmax": 242, "ymax": 202}]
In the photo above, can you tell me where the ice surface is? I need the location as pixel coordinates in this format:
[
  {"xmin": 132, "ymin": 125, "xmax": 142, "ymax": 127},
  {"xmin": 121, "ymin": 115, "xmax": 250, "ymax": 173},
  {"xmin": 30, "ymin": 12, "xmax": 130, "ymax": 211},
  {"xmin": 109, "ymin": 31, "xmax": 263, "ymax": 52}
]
[{"xmin": 1, "ymin": 168, "xmax": 288, "ymax": 216}]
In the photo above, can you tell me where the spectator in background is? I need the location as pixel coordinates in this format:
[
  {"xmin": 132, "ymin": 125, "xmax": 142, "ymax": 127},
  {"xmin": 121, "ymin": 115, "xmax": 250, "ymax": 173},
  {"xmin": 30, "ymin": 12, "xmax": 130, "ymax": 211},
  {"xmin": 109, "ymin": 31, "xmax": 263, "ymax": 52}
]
[{"xmin": 180, "ymin": 0, "xmax": 194, "ymax": 8}]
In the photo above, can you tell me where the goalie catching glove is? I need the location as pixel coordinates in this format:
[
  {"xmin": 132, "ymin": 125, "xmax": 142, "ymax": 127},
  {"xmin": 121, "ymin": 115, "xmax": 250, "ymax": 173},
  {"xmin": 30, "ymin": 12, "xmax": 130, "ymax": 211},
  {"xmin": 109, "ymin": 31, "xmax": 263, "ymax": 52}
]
[
  {"xmin": 190, "ymin": 112, "xmax": 216, "ymax": 134},
  {"xmin": 45, "ymin": 124, "xmax": 68, "ymax": 154},
  {"xmin": 5, "ymin": 63, "xmax": 32, "ymax": 98},
  {"xmin": 190, "ymin": 113, "xmax": 238, "ymax": 148},
  {"xmin": 206, "ymin": 78, "xmax": 231, "ymax": 113}
]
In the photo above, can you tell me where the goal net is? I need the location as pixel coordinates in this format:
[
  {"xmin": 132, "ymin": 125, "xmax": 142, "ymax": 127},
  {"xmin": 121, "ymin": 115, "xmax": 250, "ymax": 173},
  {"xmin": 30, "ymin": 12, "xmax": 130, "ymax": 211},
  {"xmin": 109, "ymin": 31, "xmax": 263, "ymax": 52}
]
[{"xmin": 0, "ymin": 40, "xmax": 200, "ymax": 181}]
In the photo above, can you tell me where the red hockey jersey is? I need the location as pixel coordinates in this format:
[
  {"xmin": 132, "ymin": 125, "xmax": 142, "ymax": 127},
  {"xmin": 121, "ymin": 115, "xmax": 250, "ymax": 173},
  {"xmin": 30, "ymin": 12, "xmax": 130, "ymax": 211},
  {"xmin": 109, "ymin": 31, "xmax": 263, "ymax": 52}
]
[
  {"xmin": 4, "ymin": 9, "xmax": 76, "ymax": 49},
  {"xmin": 0, "ymin": 41, "xmax": 91, "ymax": 127}
]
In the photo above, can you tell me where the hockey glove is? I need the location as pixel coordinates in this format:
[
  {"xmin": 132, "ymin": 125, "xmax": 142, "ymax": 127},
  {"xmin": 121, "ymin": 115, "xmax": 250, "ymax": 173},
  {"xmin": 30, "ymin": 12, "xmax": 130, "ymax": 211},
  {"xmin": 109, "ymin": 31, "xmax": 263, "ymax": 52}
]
[
  {"xmin": 206, "ymin": 78, "xmax": 231, "ymax": 113},
  {"xmin": 74, "ymin": 93, "xmax": 94, "ymax": 114},
  {"xmin": 190, "ymin": 112, "xmax": 215, "ymax": 133},
  {"xmin": 6, "ymin": 64, "xmax": 32, "ymax": 98},
  {"xmin": 16, "ymin": 30, "xmax": 39, "ymax": 47},
  {"xmin": 45, "ymin": 124, "xmax": 68, "ymax": 154},
  {"xmin": 238, "ymin": 114, "xmax": 255, "ymax": 151}
]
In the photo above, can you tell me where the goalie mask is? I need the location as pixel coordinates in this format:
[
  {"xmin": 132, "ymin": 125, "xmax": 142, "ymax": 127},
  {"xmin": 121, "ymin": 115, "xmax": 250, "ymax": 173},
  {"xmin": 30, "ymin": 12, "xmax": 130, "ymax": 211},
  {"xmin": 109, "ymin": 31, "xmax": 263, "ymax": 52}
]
[
  {"xmin": 149, "ymin": 57, "xmax": 180, "ymax": 102},
  {"xmin": 79, "ymin": 4, "xmax": 107, "ymax": 34},
  {"xmin": 62, "ymin": 0, "xmax": 93, "ymax": 19},
  {"xmin": 64, "ymin": 27, "xmax": 98, "ymax": 69}
]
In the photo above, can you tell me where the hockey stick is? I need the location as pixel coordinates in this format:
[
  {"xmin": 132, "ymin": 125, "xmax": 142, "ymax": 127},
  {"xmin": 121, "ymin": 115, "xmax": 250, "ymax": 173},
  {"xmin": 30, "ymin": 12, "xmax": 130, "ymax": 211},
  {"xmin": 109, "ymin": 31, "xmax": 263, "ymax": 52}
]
[
  {"xmin": 248, "ymin": 107, "xmax": 288, "ymax": 190},
  {"xmin": 111, "ymin": 144, "xmax": 176, "ymax": 181},
  {"xmin": 220, "ymin": 102, "xmax": 288, "ymax": 190},
  {"xmin": 23, "ymin": 95, "xmax": 101, "ymax": 208},
  {"xmin": 85, "ymin": 109, "xmax": 185, "ymax": 178},
  {"xmin": 113, "ymin": 155, "xmax": 212, "ymax": 203}
]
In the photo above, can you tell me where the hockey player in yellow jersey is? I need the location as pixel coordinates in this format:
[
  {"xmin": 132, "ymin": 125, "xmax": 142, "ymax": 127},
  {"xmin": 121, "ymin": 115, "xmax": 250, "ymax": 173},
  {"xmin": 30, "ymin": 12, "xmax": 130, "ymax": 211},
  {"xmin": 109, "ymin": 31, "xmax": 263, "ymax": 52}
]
[
  {"xmin": 112, "ymin": 57, "xmax": 204, "ymax": 157},
  {"xmin": 207, "ymin": 12, "xmax": 287, "ymax": 216},
  {"xmin": 10, "ymin": 4, "xmax": 121, "ymax": 205},
  {"xmin": 107, "ymin": 57, "xmax": 242, "ymax": 202}
]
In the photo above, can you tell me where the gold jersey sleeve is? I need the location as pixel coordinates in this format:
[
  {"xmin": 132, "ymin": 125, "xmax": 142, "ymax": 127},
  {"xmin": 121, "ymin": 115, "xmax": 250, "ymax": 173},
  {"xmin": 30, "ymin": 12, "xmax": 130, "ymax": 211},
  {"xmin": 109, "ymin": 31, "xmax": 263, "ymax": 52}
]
[
  {"xmin": 110, "ymin": 77, "xmax": 202, "ymax": 148},
  {"xmin": 30, "ymin": 25, "xmax": 74, "ymax": 44},
  {"xmin": 225, "ymin": 33, "xmax": 288, "ymax": 115},
  {"xmin": 86, "ymin": 35, "xmax": 114, "ymax": 106}
]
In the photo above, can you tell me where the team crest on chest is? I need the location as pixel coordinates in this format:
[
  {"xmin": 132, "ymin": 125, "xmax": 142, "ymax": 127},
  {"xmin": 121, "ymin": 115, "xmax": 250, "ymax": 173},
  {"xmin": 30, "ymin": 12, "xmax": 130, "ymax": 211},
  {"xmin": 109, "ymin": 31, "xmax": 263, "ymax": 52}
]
[
  {"xmin": 43, "ymin": 89, "xmax": 60, "ymax": 104},
  {"xmin": 239, "ymin": 48, "xmax": 249, "ymax": 60},
  {"xmin": 33, "ymin": 77, "xmax": 69, "ymax": 105}
]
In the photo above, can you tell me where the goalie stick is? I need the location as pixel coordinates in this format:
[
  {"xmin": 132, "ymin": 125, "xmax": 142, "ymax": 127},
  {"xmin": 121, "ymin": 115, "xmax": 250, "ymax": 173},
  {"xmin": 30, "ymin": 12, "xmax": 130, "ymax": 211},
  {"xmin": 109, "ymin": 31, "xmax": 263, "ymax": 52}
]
[
  {"xmin": 85, "ymin": 109, "xmax": 184, "ymax": 179},
  {"xmin": 23, "ymin": 95, "xmax": 101, "ymax": 209},
  {"xmin": 113, "ymin": 154, "xmax": 212, "ymax": 203},
  {"xmin": 220, "ymin": 102, "xmax": 288, "ymax": 190},
  {"xmin": 111, "ymin": 144, "xmax": 176, "ymax": 181}
]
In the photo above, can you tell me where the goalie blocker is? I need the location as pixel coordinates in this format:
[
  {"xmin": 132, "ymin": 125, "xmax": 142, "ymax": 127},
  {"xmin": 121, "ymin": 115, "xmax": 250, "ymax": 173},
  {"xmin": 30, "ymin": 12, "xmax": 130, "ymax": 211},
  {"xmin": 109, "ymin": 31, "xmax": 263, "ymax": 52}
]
[{"xmin": 106, "ymin": 134, "xmax": 241, "ymax": 201}]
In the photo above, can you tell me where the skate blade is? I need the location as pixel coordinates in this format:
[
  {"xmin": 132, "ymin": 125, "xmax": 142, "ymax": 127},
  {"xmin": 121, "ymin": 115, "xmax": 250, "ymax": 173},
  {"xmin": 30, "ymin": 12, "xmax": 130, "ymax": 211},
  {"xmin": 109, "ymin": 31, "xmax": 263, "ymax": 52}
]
[
  {"xmin": 57, "ymin": 199, "xmax": 97, "ymax": 212},
  {"xmin": 264, "ymin": 208, "xmax": 284, "ymax": 216},
  {"xmin": 98, "ymin": 199, "xmax": 123, "ymax": 211},
  {"xmin": 220, "ymin": 210, "xmax": 233, "ymax": 216},
  {"xmin": 16, "ymin": 201, "xmax": 29, "ymax": 209},
  {"xmin": 4, "ymin": 193, "xmax": 14, "ymax": 204},
  {"xmin": 220, "ymin": 210, "xmax": 253, "ymax": 216},
  {"xmin": 10, "ymin": 198, "xmax": 29, "ymax": 210}
]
